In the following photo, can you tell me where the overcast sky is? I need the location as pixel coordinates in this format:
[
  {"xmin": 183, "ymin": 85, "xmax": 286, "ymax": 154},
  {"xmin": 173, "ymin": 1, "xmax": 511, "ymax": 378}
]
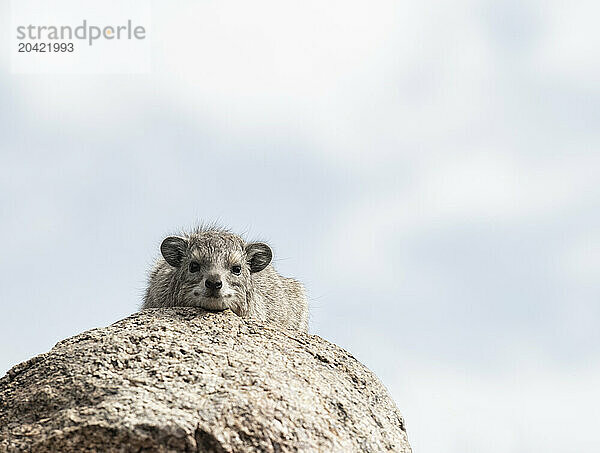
[{"xmin": 1, "ymin": 1, "xmax": 599, "ymax": 452}]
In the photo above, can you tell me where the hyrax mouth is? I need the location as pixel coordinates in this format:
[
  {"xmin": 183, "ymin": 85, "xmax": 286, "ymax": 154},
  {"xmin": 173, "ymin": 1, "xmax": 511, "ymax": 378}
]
[
  {"xmin": 193, "ymin": 292, "xmax": 229, "ymax": 311},
  {"xmin": 193, "ymin": 289, "xmax": 223, "ymax": 298}
]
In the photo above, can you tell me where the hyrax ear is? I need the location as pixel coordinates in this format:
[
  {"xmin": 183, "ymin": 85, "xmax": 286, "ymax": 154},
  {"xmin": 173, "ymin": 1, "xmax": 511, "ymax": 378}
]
[
  {"xmin": 245, "ymin": 242, "xmax": 272, "ymax": 273},
  {"xmin": 160, "ymin": 236, "xmax": 188, "ymax": 267}
]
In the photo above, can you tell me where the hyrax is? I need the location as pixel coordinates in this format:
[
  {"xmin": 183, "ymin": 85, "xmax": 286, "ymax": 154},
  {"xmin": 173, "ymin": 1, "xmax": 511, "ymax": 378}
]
[{"xmin": 143, "ymin": 227, "xmax": 309, "ymax": 332}]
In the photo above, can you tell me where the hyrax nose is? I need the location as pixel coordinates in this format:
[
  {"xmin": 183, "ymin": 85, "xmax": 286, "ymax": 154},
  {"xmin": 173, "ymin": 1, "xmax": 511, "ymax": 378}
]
[{"xmin": 205, "ymin": 276, "xmax": 223, "ymax": 290}]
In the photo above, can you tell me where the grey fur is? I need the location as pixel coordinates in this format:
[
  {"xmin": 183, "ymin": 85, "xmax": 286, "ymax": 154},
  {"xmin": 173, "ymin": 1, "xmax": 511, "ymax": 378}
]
[{"xmin": 143, "ymin": 226, "xmax": 309, "ymax": 332}]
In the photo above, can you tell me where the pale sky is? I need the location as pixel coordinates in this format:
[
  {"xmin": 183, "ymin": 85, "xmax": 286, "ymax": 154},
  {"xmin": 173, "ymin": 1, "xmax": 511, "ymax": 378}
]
[{"xmin": 1, "ymin": 1, "xmax": 599, "ymax": 452}]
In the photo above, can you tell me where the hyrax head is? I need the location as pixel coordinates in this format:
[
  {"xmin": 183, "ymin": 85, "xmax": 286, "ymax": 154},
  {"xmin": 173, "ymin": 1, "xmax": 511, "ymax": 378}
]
[{"xmin": 160, "ymin": 230, "xmax": 272, "ymax": 312}]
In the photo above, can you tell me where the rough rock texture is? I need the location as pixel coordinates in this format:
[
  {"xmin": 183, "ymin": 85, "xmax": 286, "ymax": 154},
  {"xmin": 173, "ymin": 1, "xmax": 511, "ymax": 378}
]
[{"xmin": 0, "ymin": 308, "xmax": 411, "ymax": 452}]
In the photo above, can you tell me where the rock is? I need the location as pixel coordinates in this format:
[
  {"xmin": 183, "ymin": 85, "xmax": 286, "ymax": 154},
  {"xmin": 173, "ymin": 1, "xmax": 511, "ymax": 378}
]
[{"xmin": 0, "ymin": 308, "xmax": 411, "ymax": 452}]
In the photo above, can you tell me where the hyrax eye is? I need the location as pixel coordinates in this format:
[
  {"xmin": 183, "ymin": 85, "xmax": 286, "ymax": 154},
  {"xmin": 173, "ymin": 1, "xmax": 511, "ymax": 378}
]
[
  {"xmin": 231, "ymin": 265, "xmax": 242, "ymax": 275},
  {"xmin": 189, "ymin": 261, "xmax": 200, "ymax": 273}
]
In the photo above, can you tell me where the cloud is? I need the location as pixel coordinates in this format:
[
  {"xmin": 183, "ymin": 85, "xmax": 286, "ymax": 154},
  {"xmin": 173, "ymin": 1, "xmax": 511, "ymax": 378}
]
[
  {"xmin": 394, "ymin": 360, "xmax": 600, "ymax": 453},
  {"xmin": 317, "ymin": 150, "xmax": 600, "ymax": 285}
]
